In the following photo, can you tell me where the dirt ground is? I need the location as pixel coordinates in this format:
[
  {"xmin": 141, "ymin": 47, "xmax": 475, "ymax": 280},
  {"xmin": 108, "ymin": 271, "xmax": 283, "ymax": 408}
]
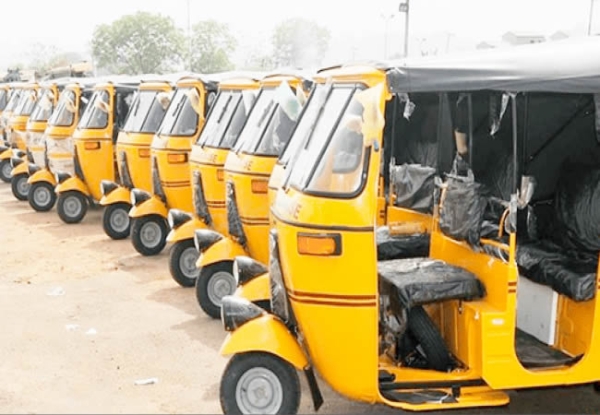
[{"xmin": 1, "ymin": 183, "xmax": 599, "ymax": 414}]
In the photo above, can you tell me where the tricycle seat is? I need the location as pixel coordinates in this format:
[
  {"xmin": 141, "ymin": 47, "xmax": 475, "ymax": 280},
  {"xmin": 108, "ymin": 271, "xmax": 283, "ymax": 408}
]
[
  {"xmin": 378, "ymin": 257, "xmax": 486, "ymax": 309},
  {"xmin": 517, "ymin": 241, "xmax": 598, "ymax": 302},
  {"xmin": 376, "ymin": 226, "xmax": 430, "ymax": 260}
]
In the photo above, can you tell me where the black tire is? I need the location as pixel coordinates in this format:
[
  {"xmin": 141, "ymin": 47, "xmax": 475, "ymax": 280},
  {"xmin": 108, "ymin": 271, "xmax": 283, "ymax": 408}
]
[
  {"xmin": 220, "ymin": 352, "xmax": 300, "ymax": 415},
  {"xmin": 0, "ymin": 159, "xmax": 12, "ymax": 183},
  {"xmin": 196, "ymin": 261, "xmax": 235, "ymax": 319},
  {"xmin": 407, "ymin": 305, "xmax": 453, "ymax": 372},
  {"xmin": 169, "ymin": 239, "xmax": 200, "ymax": 288},
  {"xmin": 28, "ymin": 181, "xmax": 57, "ymax": 212},
  {"xmin": 130, "ymin": 215, "xmax": 168, "ymax": 256},
  {"xmin": 57, "ymin": 191, "xmax": 88, "ymax": 224},
  {"xmin": 11, "ymin": 173, "xmax": 30, "ymax": 201},
  {"xmin": 102, "ymin": 202, "xmax": 132, "ymax": 240}
]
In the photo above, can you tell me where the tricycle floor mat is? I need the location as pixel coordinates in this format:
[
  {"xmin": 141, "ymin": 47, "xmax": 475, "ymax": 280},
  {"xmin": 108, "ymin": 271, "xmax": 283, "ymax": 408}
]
[
  {"xmin": 381, "ymin": 389, "xmax": 457, "ymax": 404},
  {"xmin": 515, "ymin": 329, "xmax": 582, "ymax": 369}
]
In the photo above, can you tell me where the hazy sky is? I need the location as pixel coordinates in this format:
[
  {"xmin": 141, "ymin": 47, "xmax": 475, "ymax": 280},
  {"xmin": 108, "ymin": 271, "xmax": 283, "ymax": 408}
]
[{"xmin": 1, "ymin": 0, "xmax": 597, "ymax": 70}]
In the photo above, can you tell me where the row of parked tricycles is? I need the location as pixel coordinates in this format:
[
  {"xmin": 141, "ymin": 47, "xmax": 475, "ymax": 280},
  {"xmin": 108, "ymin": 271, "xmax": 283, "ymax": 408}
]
[{"xmin": 1, "ymin": 36, "xmax": 599, "ymax": 414}]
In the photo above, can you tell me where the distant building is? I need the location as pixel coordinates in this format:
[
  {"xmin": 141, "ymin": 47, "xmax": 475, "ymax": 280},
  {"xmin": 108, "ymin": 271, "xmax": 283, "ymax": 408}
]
[{"xmin": 502, "ymin": 31, "xmax": 546, "ymax": 45}]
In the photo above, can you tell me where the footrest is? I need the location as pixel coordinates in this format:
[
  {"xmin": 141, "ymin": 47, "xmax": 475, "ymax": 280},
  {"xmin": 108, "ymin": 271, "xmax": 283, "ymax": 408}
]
[{"xmin": 378, "ymin": 258, "xmax": 485, "ymax": 308}]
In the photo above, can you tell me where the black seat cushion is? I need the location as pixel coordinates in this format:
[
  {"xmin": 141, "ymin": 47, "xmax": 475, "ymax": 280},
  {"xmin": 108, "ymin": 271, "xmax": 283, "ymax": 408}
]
[
  {"xmin": 376, "ymin": 226, "xmax": 430, "ymax": 260},
  {"xmin": 517, "ymin": 240, "xmax": 598, "ymax": 302},
  {"xmin": 378, "ymin": 257, "xmax": 485, "ymax": 309}
]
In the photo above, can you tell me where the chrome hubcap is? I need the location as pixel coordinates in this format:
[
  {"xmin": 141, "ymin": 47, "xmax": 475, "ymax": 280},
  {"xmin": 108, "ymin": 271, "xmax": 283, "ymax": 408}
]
[
  {"xmin": 179, "ymin": 246, "xmax": 200, "ymax": 279},
  {"xmin": 33, "ymin": 186, "xmax": 51, "ymax": 206},
  {"xmin": 140, "ymin": 221, "xmax": 163, "ymax": 248},
  {"xmin": 109, "ymin": 207, "xmax": 130, "ymax": 233},
  {"xmin": 63, "ymin": 195, "xmax": 82, "ymax": 218},
  {"xmin": 235, "ymin": 367, "xmax": 283, "ymax": 414},
  {"xmin": 207, "ymin": 270, "xmax": 235, "ymax": 307}
]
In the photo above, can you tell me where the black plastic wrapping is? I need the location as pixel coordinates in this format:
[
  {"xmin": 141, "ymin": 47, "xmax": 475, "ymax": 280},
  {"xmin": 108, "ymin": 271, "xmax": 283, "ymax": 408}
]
[
  {"xmin": 439, "ymin": 174, "xmax": 488, "ymax": 247},
  {"xmin": 390, "ymin": 163, "xmax": 436, "ymax": 213},
  {"xmin": 517, "ymin": 240, "xmax": 598, "ymax": 302},
  {"xmin": 268, "ymin": 229, "xmax": 295, "ymax": 327},
  {"xmin": 226, "ymin": 181, "xmax": 247, "ymax": 248},
  {"xmin": 378, "ymin": 257, "xmax": 485, "ymax": 309},
  {"xmin": 553, "ymin": 163, "xmax": 600, "ymax": 253},
  {"xmin": 151, "ymin": 156, "xmax": 165, "ymax": 202},
  {"xmin": 193, "ymin": 170, "xmax": 212, "ymax": 226},
  {"xmin": 376, "ymin": 226, "xmax": 430, "ymax": 260},
  {"xmin": 119, "ymin": 150, "xmax": 133, "ymax": 189}
]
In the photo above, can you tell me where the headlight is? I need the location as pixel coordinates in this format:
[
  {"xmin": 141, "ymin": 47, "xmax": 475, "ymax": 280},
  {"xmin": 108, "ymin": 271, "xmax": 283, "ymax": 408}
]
[
  {"xmin": 27, "ymin": 163, "xmax": 40, "ymax": 176},
  {"xmin": 167, "ymin": 209, "xmax": 192, "ymax": 230},
  {"xmin": 10, "ymin": 156, "xmax": 24, "ymax": 168},
  {"xmin": 221, "ymin": 295, "xmax": 264, "ymax": 332},
  {"xmin": 100, "ymin": 180, "xmax": 118, "ymax": 197},
  {"xmin": 193, "ymin": 229, "xmax": 223, "ymax": 253},
  {"xmin": 130, "ymin": 188, "xmax": 151, "ymax": 206},
  {"xmin": 234, "ymin": 256, "xmax": 268, "ymax": 286}
]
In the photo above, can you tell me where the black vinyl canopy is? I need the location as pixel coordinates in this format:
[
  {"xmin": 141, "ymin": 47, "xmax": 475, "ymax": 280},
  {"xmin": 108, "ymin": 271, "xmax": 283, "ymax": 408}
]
[{"xmin": 386, "ymin": 36, "xmax": 600, "ymax": 94}]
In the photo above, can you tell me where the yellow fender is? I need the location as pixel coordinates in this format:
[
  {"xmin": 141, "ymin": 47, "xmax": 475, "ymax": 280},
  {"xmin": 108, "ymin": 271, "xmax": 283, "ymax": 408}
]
[
  {"xmin": 196, "ymin": 236, "xmax": 246, "ymax": 268},
  {"xmin": 55, "ymin": 176, "xmax": 90, "ymax": 196},
  {"xmin": 234, "ymin": 272, "xmax": 271, "ymax": 303},
  {"xmin": 128, "ymin": 195, "xmax": 168, "ymax": 219},
  {"xmin": 99, "ymin": 186, "xmax": 131, "ymax": 206},
  {"xmin": 0, "ymin": 148, "xmax": 13, "ymax": 160},
  {"xmin": 220, "ymin": 314, "xmax": 308, "ymax": 370},
  {"xmin": 28, "ymin": 168, "xmax": 56, "ymax": 185},
  {"xmin": 166, "ymin": 216, "xmax": 207, "ymax": 243},
  {"xmin": 10, "ymin": 162, "xmax": 29, "ymax": 177}
]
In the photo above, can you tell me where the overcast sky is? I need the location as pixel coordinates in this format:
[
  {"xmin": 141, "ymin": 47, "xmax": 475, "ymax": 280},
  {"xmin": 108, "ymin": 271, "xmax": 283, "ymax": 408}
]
[{"xmin": 1, "ymin": 0, "xmax": 597, "ymax": 70}]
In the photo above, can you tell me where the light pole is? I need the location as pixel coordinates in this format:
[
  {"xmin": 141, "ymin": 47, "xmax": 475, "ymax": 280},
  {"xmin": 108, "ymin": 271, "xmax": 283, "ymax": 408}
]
[{"xmin": 399, "ymin": 0, "xmax": 410, "ymax": 57}]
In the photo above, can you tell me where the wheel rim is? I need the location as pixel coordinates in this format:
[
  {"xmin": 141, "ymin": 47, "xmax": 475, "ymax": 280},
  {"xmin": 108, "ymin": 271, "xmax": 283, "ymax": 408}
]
[
  {"xmin": 140, "ymin": 221, "xmax": 163, "ymax": 248},
  {"xmin": 109, "ymin": 207, "xmax": 130, "ymax": 233},
  {"xmin": 1, "ymin": 162, "xmax": 11, "ymax": 179},
  {"xmin": 63, "ymin": 195, "xmax": 83, "ymax": 218},
  {"xmin": 207, "ymin": 270, "xmax": 235, "ymax": 307},
  {"xmin": 34, "ymin": 185, "xmax": 52, "ymax": 206},
  {"xmin": 179, "ymin": 246, "xmax": 200, "ymax": 279},
  {"xmin": 235, "ymin": 367, "xmax": 283, "ymax": 414},
  {"xmin": 16, "ymin": 177, "xmax": 30, "ymax": 196}
]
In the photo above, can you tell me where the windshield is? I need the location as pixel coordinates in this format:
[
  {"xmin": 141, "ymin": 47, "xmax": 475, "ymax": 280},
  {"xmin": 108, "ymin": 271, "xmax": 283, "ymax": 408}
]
[
  {"xmin": 78, "ymin": 90, "xmax": 110, "ymax": 129},
  {"xmin": 234, "ymin": 82, "xmax": 304, "ymax": 157},
  {"xmin": 14, "ymin": 89, "xmax": 39, "ymax": 116},
  {"xmin": 48, "ymin": 90, "xmax": 77, "ymax": 127},
  {"xmin": 0, "ymin": 90, "xmax": 7, "ymax": 111},
  {"xmin": 123, "ymin": 90, "xmax": 169, "ymax": 134},
  {"xmin": 288, "ymin": 84, "xmax": 369, "ymax": 196},
  {"xmin": 157, "ymin": 88, "xmax": 199, "ymax": 137},
  {"xmin": 29, "ymin": 89, "xmax": 55, "ymax": 122},
  {"xmin": 4, "ymin": 89, "xmax": 22, "ymax": 113},
  {"xmin": 198, "ymin": 89, "xmax": 255, "ymax": 149}
]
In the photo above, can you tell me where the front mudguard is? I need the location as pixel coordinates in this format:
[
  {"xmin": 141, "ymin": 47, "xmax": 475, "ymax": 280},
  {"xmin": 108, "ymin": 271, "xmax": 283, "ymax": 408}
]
[
  {"xmin": 10, "ymin": 161, "xmax": 28, "ymax": 178},
  {"xmin": 166, "ymin": 216, "xmax": 207, "ymax": 243},
  {"xmin": 220, "ymin": 313, "xmax": 308, "ymax": 370},
  {"xmin": 99, "ymin": 185, "xmax": 131, "ymax": 206},
  {"xmin": 129, "ymin": 195, "xmax": 168, "ymax": 219},
  {"xmin": 55, "ymin": 176, "xmax": 90, "ymax": 196},
  {"xmin": 0, "ymin": 147, "xmax": 14, "ymax": 160},
  {"xmin": 234, "ymin": 272, "xmax": 271, "ymax": 303},
  {"xmin": 28, "ymin": 168, "xmax": 56, "ymax": 186},
  {"xmin": 196, "ymin": 236, "xmax": 246, "ymax": 269}
]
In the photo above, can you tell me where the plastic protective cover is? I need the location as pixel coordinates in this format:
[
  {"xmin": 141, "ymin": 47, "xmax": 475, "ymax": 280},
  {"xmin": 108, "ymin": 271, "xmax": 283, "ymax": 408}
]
[
  {"xmin": 119, "ymin": 150, "xmax": 133, "ymax": 189},
  {"xmin": 376, "ymin": 226, "xmax": 430, "ymax": 261},
  {"xmin": 378, "ymin": 257, "xmax": 485, "ymax": 309},
  {"xmin": 553, "ymin": 163, "xmax": 600, "ymax": 253},
  {"xmin": 193, "ymin": 170, "xmax": 212, "ymax": 226},
  {"xmin": 46, "ymin": 136, "xmax": 75, "ymax": 175},
  {"xmin": 390, "ymin": 163, "xmax": 436, "ymax": 213},
  {"xmin": 226, "ymin": 181, "xmax": 247, "ymax": 248},
  {"xmin": 517, "ymin": 240, "xmax": 598, "ymax": 302}
]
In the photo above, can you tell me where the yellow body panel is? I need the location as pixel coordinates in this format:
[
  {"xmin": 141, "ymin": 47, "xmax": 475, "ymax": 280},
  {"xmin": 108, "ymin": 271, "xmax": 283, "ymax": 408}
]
[
  {"xmin": 99, "ymin": 185, "xmax": 131, "ymax": 206},
  {"xmin": 234, "ymin": 272, "xmax": 270, "ymax": 303},
  {"xmin": 220, "ymin": 314, "xmax": 308, "ymax": 370},
  {"xmin": 115, "ymin": 131, "xmax": 153, "ymax": 192},
  {"xmin": 55, "ymin": 176, "xmax": 89, "ymax": 196},
  {"xmin": 129, "ymin": 195, "xmax": 168, "ymax": 219},
  {"xmin": 28, "ymin": 168, "xmax": 56, "ymax": 185},
  {"xmin": 10, "ymin": 161, "xmax": 28, "ymax": 177},
  {"xmin": 166, "ymin": 216, "xmax": 208, "ymax": 243},
  {"xmin": 197, "ymin": 237, "xmax": 246, "ymax": 268},
  {"xmin": 0, "ymin": 148, "xmax": 14, "ymax": 160}
]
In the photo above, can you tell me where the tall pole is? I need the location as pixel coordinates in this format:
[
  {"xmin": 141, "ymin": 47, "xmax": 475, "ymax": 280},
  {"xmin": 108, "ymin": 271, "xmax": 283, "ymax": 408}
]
[
  {"xmin": 588, "ymin": 0, "xmax": 595, "ymax": 35},
  {"xmin": 400, "ymin": 0, "xmax": 410, "ymax": 57},
  {"xmin": 187, "ymin": 0, "xmax": 192, "ymax": 71}
]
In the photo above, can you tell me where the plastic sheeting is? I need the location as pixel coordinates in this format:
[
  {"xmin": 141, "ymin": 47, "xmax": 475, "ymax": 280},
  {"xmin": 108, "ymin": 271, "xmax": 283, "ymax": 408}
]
[
  {"xmin": 378, "ymin": 257, "xmax": 485, "ymax": 309},
  {"xmin": 226, "ymin": 181, "xmax": 247, "ymax": 248},
  {"xmin": 376, "ymin": 226, "xmax": 430, "ymax": 260},
  {"xmin": 193, "ymin": 170, "xmax": 212, "ymax": 226},
  {"xmin": 553, "ymin": 163, "xmax": 600, "ymax": 253},
  {"xmin": 516, "ymin": 240, "xmax": 598, "ymax": 302},
  {"xmin": 439, "ymin": 174, "xmax": 488, "ymax": 247},
  {"xmin": 118, "ymin": 151, "xmax": 133, "ymax": 189},
  {"xmin": 390, "ymin": 163, "xmax": 436, "ymax": 213}
]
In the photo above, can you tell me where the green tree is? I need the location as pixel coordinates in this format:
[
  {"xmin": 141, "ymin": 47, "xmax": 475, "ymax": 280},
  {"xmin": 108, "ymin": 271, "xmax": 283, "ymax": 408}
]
[
  {"xmin": 271, "ymin": 18, "xmax": 330, "ymax": 68},
  {"xmin": 91, "ymin": 12, "xmax": 185, "ymax": 74},
  {"xmin": 189, "ymin": 20, "xmax": 237, "ymax": 73}
]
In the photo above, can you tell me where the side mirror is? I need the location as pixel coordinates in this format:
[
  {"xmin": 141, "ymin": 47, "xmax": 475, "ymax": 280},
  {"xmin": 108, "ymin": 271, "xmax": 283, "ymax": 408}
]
[
  {"xmin": 65, "ymin": 97, "xmax": 76, "ymax": 114},
  {"xmin": 518, "ymin": 175, "xmax": 536, "ymax": 209},
  {"xmin": 156, "ymin": 91, "xmax": 173, "ymax": 110},
  {"xmin": 94, "ymin": 99, "xmax": 111, "ymax": 114},
  {"xmin": 186, "ymin": 88, "xmax": 202, "ymax": 115}
]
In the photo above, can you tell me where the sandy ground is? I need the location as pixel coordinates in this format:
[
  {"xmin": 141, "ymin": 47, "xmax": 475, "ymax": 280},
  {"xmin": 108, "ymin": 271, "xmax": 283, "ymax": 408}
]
[{"xmin": 1, "ymin": 183, "xmax": 600, "ymax": 414}]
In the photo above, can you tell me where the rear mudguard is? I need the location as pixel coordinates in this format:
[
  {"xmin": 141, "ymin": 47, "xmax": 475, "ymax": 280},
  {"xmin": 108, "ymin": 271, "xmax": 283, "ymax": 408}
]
[
  {"xmin": 99, "ymin": 186, "xmax": 131, "ymax": 206},
  {"xmin": 234, "ymin": 272, "xmax": 271, "ymax": 303},
  {"xmin": 220, "ymin": 314, "xmax": 308, "ymax": 370},
  {"xmin": 28, "ymin": 168, "xmax": 56, "ymax": 185},
  {"xmin": 166, "ymin": 217, "xmax": 208, "ymax": 243},
  {"xmin": 196, "ymin": 236, "xmax": 246, "ymax": 269},
  {"xmin": 129, "ymin": 195, "xmax": 168, "ymax": 219},
  {"xmin": 55, "ymin": 176, "xmax": 90, "ymax": 196},
  {"xmin": 10, "ymin": 162, "xmax": 28, "ymax": 178}
]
